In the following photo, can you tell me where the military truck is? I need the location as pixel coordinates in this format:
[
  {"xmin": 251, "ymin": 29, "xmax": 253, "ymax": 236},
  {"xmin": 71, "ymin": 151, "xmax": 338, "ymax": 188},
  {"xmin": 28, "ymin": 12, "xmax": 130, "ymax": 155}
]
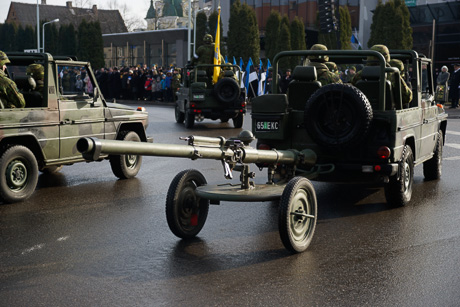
[
  {"xmin": 0, "ymin": 52, "xmax": 150, "ymax": 203},
  {"xmin": 175, "ymin": 64, "xmax": 247, "ymax": 129},
  {"xmin": 251, "ymin": 49, "xmax": 447, "ymax": 206}
]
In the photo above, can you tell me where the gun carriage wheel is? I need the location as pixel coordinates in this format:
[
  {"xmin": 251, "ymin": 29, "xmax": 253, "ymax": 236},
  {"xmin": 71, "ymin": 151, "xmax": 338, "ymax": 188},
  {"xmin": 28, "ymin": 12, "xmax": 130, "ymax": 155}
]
[{"xmin": 166, "ymin": 169, "xmax": 209, "ymax": 238}]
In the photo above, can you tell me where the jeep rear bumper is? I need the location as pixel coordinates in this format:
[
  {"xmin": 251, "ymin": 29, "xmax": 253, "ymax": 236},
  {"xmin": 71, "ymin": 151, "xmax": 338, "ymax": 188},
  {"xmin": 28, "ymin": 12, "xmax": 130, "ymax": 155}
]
[{"xmin": 313, "ymin": 162, "xmax": 399, "ymax": 183}]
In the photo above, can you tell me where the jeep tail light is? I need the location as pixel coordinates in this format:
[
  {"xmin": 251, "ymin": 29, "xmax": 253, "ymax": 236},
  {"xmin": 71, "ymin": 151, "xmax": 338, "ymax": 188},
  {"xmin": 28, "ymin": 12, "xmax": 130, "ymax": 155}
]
[
  {"xmin": 377, "ymin": 146, "xmax": 391, "ymax": 159},
  {"xmin": 190, "ymin": 103, "xmax": 196, "ymax": 108},
  {"xmin": 374, "ymin": 165, "xmax": 382, "ymax": 172},
  {"xmin": 258, "ymin": 143, "xmax": 271, "ymax": 150},
  {"xmin": 137, "ymin": 107, "xmax": 146, "ymax": 112}
]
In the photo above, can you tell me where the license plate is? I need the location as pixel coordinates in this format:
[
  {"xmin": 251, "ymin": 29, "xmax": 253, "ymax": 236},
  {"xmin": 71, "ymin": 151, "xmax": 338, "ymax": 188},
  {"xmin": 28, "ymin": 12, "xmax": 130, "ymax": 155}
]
[
  {"xmin": 255, "ymin": 120, "xmax": 280, "ymax": 131},
  {"xmin": 193, "ymin": 94, "xmax": 205, "ymax": 100}
]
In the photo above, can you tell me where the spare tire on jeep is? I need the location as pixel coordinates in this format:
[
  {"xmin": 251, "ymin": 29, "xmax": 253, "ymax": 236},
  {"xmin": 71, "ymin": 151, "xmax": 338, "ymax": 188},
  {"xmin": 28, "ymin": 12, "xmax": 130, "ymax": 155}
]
[
  {"xmin": 304, "ymin": 83, "xmax": 373, "ymax": 148},
  {"xmin": 213, "ymin": 77, "xmax": 239, "ymax": 104}
]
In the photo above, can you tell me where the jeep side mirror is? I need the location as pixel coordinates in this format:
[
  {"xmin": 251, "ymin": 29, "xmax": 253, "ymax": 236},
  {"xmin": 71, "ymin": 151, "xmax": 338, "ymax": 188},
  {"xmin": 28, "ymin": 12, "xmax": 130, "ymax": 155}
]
[{"xmin": 92, "ymin": 87, "xmax": 100, "ymax": 106}]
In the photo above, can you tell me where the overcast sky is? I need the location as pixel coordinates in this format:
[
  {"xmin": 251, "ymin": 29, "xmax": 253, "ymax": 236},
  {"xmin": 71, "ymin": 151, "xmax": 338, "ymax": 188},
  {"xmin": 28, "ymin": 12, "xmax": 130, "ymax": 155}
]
[{"xmin": 1, "ymin": 0, "xmax": 151, "ymax": 28}]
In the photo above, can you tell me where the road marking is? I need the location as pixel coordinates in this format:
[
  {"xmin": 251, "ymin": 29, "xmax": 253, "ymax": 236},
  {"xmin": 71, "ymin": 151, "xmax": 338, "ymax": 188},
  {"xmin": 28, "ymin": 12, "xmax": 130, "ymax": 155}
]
[
  {"xmin": 57, "ymin": 236, "xmax": 70, "ymax": 242},
  {"xmin": 21, "ymin": 244, "xmax": 45, "ymax": 255},
  {"xmin": 445, "ymin": 143, "xmax": 460, "ymax": 149},
  {"xmin": 447, "ymin": 131, "xmax": 460, "ymax": 136}
]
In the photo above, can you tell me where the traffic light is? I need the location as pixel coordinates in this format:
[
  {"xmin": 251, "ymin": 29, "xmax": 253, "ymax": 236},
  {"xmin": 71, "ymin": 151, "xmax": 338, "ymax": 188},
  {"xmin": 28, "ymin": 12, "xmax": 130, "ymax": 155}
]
[{"xmin": 318, "ymin": 0, "xmax": 338, "ymax": 33}]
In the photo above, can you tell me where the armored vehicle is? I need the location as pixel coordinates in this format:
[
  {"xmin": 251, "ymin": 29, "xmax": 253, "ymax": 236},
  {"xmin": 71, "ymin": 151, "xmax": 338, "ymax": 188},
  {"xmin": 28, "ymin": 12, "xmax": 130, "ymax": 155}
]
[
  {"xmin": 252, "ymin": 49, "xmax": 447, "ymax": 206},
  {"xmin": 175, "ymin": 64, "xmax": 247, "ymax": 128},
  {"xmin": 0, "ymin": 52, "xmax": 150, "ymax": 203}
]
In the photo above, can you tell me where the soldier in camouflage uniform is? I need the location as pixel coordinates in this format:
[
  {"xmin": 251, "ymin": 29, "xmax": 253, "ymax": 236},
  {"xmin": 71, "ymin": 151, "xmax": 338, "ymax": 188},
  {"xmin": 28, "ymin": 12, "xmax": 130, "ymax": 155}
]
[
  {"xmin": 191, "ymin": 34, "xmax": 215, "ymax": 79},
  {"xmin": 171, "ymin": 68, "xmax": 181, "ymax": 102},
  {"xmin": 25, "ymin": 63, "xmax": 45, "ymax": 106},
  {"xmin": 307, "ymin": 44, "xmax": 342, "ymax": 86},
  {"xmin": 351, "ymin": 44, "xmax": 412, "ymax": 106},
  {"xmin": 0, "ymin": 51, "xmax": 26, "ymax": 108}
]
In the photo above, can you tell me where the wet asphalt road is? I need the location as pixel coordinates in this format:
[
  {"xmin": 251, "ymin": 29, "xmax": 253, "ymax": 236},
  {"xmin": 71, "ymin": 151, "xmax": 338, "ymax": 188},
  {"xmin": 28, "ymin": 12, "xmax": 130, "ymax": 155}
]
[{"xmin": 1, "ymin": 103, "xmax": 460, "ymax": 306}]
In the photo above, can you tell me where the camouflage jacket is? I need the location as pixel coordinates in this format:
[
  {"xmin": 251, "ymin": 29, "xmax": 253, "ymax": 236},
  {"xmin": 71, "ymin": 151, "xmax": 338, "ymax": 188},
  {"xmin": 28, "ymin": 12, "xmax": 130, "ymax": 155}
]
[
  {"xmin": 192, "ymin": 43, "xmax": 214, "ymax": 66},
  {"xmin": 351, "ymin": 66, "xmax": 413, "ymax": 106},
  {"xmin": 172, "ymin": 74, "xmax": 181, "ymax": 90},
  {"xmin": 308, "ymin": 62, "xmax": 342, "ymax": 86},
  {"xmin": 0, "ymin": 70, "xmax": 26, "ymax": 108}
]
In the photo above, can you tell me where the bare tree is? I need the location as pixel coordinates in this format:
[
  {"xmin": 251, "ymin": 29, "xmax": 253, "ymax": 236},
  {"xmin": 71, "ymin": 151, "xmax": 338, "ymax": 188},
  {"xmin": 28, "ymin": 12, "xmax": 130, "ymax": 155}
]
[{"xmin": 103, "ymin": 0, "xmax": 146, "ymax": 31}]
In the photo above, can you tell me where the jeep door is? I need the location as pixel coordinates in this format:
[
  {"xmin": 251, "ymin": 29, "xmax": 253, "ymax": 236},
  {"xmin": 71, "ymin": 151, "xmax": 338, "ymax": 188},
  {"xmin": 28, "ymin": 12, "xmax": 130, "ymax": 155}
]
[
  {"xmin": 419, "ymin": 61, "xmax": 438, "ymax": 159},
  {"xmin": 56, "ymin": 63, "xmax": 105, "ymax": 161}
]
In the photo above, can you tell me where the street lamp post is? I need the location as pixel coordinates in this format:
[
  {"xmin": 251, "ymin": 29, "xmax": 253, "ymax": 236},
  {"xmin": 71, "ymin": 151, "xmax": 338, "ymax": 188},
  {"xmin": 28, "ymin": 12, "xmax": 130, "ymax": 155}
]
[
  {"xmin": 188, "ymin": 0, "xmax": 192, "ymax": 62},
  {"xmin": 42, "ymin": 19, "xmax": 59, "ymax": 53},
  {"xmin": 37, "ymin": 0, "xmax": 40, "ymax": 52}
]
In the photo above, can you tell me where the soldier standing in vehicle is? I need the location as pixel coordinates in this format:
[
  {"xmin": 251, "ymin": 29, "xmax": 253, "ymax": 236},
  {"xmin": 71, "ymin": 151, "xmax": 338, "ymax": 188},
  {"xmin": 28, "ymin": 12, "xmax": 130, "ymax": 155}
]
[
  {"xmin": 0, "ymin": 51, "xmax": 25, "ymax": 108},
  {"xmin": 352, "ymin": 44, "xmax": 412, "ymax": 106},
  {"xmin": 25, "ymin": 63, "xmax": 45, "ymax": 106},
  {"xmin": 307, "ymin": 44, "xmax": 342, "ymax": 86}
]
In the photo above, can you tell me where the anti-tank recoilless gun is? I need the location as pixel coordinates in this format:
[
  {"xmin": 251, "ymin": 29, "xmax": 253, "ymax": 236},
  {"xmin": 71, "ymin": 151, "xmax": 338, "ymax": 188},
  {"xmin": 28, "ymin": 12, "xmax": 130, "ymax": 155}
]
[{"xmin": 77, "ymin": 130, "xmax": 328, "ymax": 253}]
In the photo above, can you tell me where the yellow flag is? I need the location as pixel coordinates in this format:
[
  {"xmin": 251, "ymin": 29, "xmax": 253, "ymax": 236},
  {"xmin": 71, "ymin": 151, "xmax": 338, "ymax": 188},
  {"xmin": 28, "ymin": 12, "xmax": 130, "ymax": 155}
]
[{"xmin": 212, "ymin": 8, "xmax": 222, "ymax": 85}]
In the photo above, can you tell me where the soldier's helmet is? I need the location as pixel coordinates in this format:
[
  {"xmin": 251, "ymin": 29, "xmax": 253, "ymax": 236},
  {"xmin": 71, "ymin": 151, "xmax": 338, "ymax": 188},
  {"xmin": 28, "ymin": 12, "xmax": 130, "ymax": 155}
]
[
  {"xmin": 26, "ymin": 64, "xmax": 45, "ymax": 81},
  {"xmin": 0, "ymin": 50, "xmax": 10, "ymax": 66},
  {"xmin": 308, "ymin": 44, "xmax": 329, "ymax": 62},
  {"xmin": 367, "ymin": 44, "xmax": 390, "ymax": 64},
  {"xmin": 389, "ymin": 59, "xmax": 404, "ymax": 72},
  {"xmin": 203, "ymin": 34, "xmax": 213, "ymax": 44},
  {"xmin": 325, "ymin": 61, "xmax": 337, "ymax": 72}
]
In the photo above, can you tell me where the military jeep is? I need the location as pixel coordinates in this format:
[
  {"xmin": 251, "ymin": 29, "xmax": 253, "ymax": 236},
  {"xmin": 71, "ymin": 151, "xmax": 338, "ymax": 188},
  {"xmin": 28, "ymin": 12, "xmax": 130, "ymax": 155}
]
[
  {"xmin": 0, "ymin": 52, "xmax": 150, "ymax": 203},
  {"xmin": 252, "ymin": 49, "xmax": 447, "ymax": 206},
  {"xmin": 175, "ymin": 64, "xmax": 247, "ymax": 129}
]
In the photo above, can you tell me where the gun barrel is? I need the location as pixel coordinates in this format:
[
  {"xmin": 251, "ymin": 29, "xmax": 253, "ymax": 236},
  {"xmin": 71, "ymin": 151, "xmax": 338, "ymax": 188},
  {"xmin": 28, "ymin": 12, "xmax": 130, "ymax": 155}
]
[{"xmin": 77, "ymin": 137, "xmax": 316, "ymax": 166}]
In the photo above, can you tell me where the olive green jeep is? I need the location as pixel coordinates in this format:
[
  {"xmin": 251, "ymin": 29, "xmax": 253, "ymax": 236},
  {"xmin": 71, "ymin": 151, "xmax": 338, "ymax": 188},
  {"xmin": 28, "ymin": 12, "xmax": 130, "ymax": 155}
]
[
  {"xmin": 175, "ymin": 64, "xmax": 247, "ymax": 129},
  {"xmin": 0, "ymin": 52, "xmax": 150, "ymax": 203},
  {"xmin": 252, "ymin": 49, "xmax": 447, "ymax": 206}
]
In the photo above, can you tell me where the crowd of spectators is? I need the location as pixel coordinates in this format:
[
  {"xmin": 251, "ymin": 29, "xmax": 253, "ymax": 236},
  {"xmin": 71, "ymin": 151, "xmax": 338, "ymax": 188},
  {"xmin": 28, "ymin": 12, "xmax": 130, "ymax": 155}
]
[{"xmin": 93, "ymin": 65, "xmax": 180, "ymax": 102}]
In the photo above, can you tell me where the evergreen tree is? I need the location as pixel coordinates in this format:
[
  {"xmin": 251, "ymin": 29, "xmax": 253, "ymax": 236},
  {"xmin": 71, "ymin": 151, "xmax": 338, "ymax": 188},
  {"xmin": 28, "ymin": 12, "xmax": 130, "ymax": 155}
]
[
  {"xmin": 24, "ymin": 25, "xmax": 35, "ymax": 51},
  {"xmin": 265, "ymin": 10, "xmax": 281, "ymax": 62},
  {"xmin": 16, "ymin": 26, "xmax": 26, "ymax": 52},
  {"xmin": 44, "ymin": 22, "xmax": 59, "ymax": 54},
  {"xmin": 88, "ymin": 21, "xmax": 105, "ymax": 68},
  {"xmin": 227, "ymin": 1, "xmax": 259, "ymax": 64},
  {"xmin": 77, "ymin": 19, "xmax": 91, "ymax": 62},
  {"xmin": 208, "ymin": 10, "xmax": 226, "ymax": 56},
  {"xmin": 58, "ymin": 24, "xmax": 77, "ymax": 56},
  {"xmin": 0, "ymin": 23, "xmax": 17, "ymax": 51},
  {"xmin": 195, "ymin": 11, "xmax": 208, "ymax": 51},
  {"xmin": 278, "ymin": 22, "xmax": 291, "ymax": 70},
  {"xmin": 339, "ymin": 6, "xmax": 352, "ymax": 50},
  {"xmin": 368, "ymin": 0, "xmax": 412, "ymax": 49},
  {"xmin": 290, "ymin": 17, "xmax": 307, "ymax": 68}
]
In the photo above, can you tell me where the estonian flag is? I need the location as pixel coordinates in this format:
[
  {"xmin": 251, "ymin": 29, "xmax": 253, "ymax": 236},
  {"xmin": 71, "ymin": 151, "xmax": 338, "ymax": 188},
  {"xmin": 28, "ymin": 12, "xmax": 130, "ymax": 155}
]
[{"xmin": 245, "ymin": 57, "xmax": 258, "ymax": 95}]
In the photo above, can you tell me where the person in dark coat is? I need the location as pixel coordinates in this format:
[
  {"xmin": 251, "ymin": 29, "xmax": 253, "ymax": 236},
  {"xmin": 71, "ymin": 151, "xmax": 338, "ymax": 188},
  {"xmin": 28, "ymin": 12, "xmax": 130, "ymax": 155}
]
[{"xmin": 450, "ymin": 63, "xmax": 460, "ymax": 108}]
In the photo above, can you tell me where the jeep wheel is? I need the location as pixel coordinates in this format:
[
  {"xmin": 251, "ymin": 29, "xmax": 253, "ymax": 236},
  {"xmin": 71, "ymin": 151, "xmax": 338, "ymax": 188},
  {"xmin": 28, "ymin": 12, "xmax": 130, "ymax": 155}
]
[
  {"xmin": 214, "ymin": 77, "xmax": 239, "ymax": 104},
  {"xmin": 232, "ymin": 113, "xmax": 244, "ymax": 128},
  {"xmin": 166, "ymin": 169, "xmax": 209, "ymax": 239},
  {"xmin": 109, "ymin": 131, "xmax": 142, "ymax": 179},
  {"xmin": 175, "ymin": 104, "xmax": 185, "ymax": 123},
  {"xmin": 384, "ymin": 145, "xmax": 414, "ymax": 206},
  {"xmin": 0, "ymin": 145, "xmax": 39, "ymax": 203},
  {"xmin": 304, "ymin": 84, "xmax": 373, "ymax": 148},
  {"xmin": 278, "ymin": 177, "xmax": 317, "ymax": 253},
  {"xmin": 423, "ymin": 130, "xmax": 443, "ymax": 180},
  {"xmin": 184, "ymin": 110, "xmax": 195, "ymax": 129}
]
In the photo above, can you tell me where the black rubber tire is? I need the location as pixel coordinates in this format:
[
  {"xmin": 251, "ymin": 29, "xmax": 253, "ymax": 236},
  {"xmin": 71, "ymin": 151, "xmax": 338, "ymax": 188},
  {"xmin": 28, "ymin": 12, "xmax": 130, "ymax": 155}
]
[
  {"xmin": 278, "ymin": 177, "xmax": 317, "ymax": 253},
  {"xmin": 0, "ymin": 145, "xmax": 39, "ymax": 203},
  {"xmin": 175, "ymin": 104, "xmax": 185, "ymax": 123},
  {"xmin": 184, "ymin": 110, "xmax": 195, "ymax": 129},
  {"xmin": 109, "ymin": 131, "xmax": 142, "ymax": 179},
  {"xmin": 214, "ymin": 77, "xmax": 240, "ymax": 104},
  {"xmin": 304, "ymin": 83, "xmax": 373, "ymax": 148},
  {"xmin": 423, "ymin": 130, "xmax": 443, "ymax": 180},
  {"xmin": 232, "ymin": 113, "xmax": 244, "ymax": 128},
  {"xmin": 166, "ymin": 169, "xmax": 209, "ymax": 239},
  {"xmin": 384, "ymin": 145, "xmax": 414, "ymax": 207},
  {"xmin": 40, "ymin": 165, "xmax": 63, "ymax": 174}
]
